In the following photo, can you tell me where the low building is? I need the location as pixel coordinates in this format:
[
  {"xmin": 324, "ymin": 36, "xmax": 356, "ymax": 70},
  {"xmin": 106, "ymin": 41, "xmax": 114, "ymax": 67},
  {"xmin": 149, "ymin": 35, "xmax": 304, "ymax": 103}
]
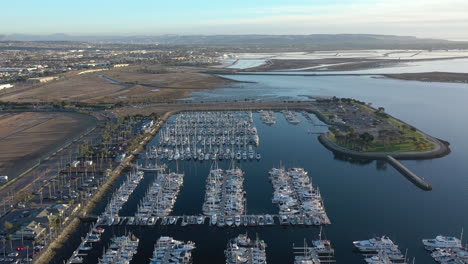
[
  {"xmin": 52, "ymin": 204, "xmax": 69, "ymax": 214},
  {"xmin": 27, "ymin": 76, "xmax": 58, "ymax": 83},
  {"xmin": 35, "ymin": 204, "xmax": 69, "ymax": 227},
  {"xmin": 0, "ymin": 84, "xmax": 13, "ymax": 90},
  {"xmin": 70, "ymin": 160, "xmax": 80, "ymax": 168},
  {"xmin": 78, "ymin": 68, "xmax": 108, "ymax": 75},
  {"xmin": 14, "ymin": 221, "xmax": 46, "ymax": 240}
]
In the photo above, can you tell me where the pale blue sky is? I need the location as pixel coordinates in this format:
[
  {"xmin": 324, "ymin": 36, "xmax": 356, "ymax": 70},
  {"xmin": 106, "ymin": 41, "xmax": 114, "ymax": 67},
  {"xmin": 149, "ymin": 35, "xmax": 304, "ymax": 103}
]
[{"xmin": 2, "ymin": 0, "xmax": 468, "ymax": 39}]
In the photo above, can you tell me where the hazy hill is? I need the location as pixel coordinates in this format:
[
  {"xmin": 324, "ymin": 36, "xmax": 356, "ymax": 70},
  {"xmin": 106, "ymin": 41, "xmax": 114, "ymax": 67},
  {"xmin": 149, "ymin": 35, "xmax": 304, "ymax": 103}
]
[{"xmin": 1, "ymin": 34, "xmax": 467, "ymax": 50}]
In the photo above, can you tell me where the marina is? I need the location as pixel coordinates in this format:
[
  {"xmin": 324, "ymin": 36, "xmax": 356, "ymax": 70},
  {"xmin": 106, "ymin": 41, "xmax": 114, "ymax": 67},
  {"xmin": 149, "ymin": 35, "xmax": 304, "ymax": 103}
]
[
  {"xmin": 202, "ymin": 165, "xmax": 246, "ymax": 221},
  {"xmin": 353, "ymin": 236, "xmax": 409, "ymax": 264},
  {"xmin": 422, "ymin": 232, "xmax": 468, "ymax": 264},
  {"xmin": 66, "ymin": 225, "xmax": 106, "ymax": 263},
  {"xmin": 259, "ymin": 110, "xmax": 277, "ymax": 125},
  {"xmin": 93, "ymin": 214, "xmax": 322, "ymax": 227},
  {"xmin": 293, "ymin": 234, "xmax": 336, "ymax": 263},
  {"xmin": 98, "ymin": 170, "xmax": 145, "ymax": 225},
  {"xmin": 152, "ymin": 111, "xmax": 261, "ymax": 161},
  {"xmin": 269, "ymin": 167, "xmax": 330, "ymax": 225},
  {"xmin": 55, "ymin": 108, "xmax": 468, "ymax": 264},
  {"xmin": 136, "ymin": 172, "xmax": 184, "ymax": 217},
  {"xmin": 225, "ymin": 233, "xmax": 267, "ymax": 264},
  {"xmin": 98, "ymin": 235, "xmax": 139, "ymax": 264},
  {"xmin": 150, "ymin": 236, "xmax": 196, "ymax": 264},
  {"xmin": 281, "ymin": 110, "xmax": 302, "ymax": 124}
]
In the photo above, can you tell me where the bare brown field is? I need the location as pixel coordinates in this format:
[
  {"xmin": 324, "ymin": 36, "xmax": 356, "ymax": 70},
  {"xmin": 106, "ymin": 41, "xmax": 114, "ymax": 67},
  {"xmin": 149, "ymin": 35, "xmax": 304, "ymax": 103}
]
[
  {"xmin": 0, "ymin": 73, "xmax": 123, "ymax": 102},
  {"xmin": 97, "ymin": 66, "xmax": 232, "ymax": 103},
  {"xmin": 246, "ymin": 58, "xmax": 386, "ymax": 71},
  {"xmin": 0, "ymin": 65, "xmax": 232, "ymax": 104},
  {"xmin": 384, "ymin": 72, "xmax": 468, "ymax": 83},
  {"xmin": 0, "ymin": 112, "xmax": 96, "ymax": 179}
]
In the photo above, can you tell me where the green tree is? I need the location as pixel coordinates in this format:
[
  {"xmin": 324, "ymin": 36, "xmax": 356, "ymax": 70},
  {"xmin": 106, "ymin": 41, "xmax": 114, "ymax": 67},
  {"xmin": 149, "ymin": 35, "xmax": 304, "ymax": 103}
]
[{"xmin": 3, "ymin": 221, "xmax": 13, "ymax": 231}]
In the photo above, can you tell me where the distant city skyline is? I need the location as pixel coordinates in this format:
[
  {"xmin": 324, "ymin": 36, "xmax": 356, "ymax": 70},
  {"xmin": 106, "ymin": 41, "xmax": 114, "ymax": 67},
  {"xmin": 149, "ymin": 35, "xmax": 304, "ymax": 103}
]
[{"xmin": 2, "ymin": 0, "xmax": 468, "ymax": 40}]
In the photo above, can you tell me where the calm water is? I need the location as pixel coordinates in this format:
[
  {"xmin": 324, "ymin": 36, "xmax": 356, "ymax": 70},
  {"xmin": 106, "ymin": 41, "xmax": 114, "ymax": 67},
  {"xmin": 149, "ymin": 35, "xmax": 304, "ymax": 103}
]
[
  {"xmin": 308, "ymin": 57, "xmax": 468, "ymax": 74},
  {"xmin": 189, "ymin": 74, "xmax": 468, "ymax": 262},
  {"xmin": 227, "ymin": 59, "xmax": 267, "ymax": 69},
  {"xmin": 230, "ymin": 57, "xmax": 468, "ymax": 73},
  {"xmin": 58, "ymin": 72, "xmax": 468, "ymax": 263}
]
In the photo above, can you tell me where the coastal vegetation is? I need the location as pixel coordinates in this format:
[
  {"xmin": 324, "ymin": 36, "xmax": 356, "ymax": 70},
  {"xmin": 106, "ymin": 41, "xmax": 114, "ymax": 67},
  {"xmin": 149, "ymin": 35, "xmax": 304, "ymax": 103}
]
[{"xmin": 326, "ymin": 102, "xmax": 434, "ymax": 153}]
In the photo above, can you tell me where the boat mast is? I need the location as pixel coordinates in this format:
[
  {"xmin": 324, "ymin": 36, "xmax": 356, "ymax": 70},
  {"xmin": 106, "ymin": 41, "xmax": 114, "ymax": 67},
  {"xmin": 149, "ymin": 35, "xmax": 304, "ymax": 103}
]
[{"xmin": 461, "ymin": 227, "xmax": 464, "ymax": 244}]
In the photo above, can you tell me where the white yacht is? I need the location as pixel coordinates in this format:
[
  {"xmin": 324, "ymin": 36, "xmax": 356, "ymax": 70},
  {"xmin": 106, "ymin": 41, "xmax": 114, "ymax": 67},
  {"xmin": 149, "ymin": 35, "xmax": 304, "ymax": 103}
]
[
  {"xmin": 150, "ymin": 236, "xmax": 195, "ymax": 264},
  {"xmin": 422, "ymin": 235, "xmax": 463, "ymax": 249},
  {"xmin": 211, "ymin": 215, "xmax": 218, "ymax": 225},
  {"xmin": 225, "ymin": 234, "xmax": 267, "ymax": 264},
  {"xmin": 353, "ymin": 236, "xmax": 398, "ymax": 252}
]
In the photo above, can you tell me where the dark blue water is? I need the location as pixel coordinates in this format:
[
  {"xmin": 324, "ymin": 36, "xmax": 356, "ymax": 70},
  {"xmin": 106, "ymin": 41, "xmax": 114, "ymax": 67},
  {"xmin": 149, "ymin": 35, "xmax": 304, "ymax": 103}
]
[{"xmin": 186, "ymin": 75, "xmax": 468, "ymax": 263}]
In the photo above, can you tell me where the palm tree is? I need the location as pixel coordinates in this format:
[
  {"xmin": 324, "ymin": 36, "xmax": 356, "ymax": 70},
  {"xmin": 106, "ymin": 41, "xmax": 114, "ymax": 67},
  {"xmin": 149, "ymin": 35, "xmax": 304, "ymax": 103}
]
[{"xmin": 2, "ymin": 238, "xmax": 6, "ymax": 259}]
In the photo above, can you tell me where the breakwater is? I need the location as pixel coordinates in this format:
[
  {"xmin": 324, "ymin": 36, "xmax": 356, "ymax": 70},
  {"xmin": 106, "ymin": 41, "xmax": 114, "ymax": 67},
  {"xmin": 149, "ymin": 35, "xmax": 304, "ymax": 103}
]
[{"xmin": 386, "ymin": 156, "xmax": 433, "ymax": 191}]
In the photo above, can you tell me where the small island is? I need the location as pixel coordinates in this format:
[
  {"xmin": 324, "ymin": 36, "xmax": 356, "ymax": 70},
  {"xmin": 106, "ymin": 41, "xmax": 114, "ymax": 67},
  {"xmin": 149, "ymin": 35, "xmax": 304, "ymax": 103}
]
[{"xmin": 313, "ymin": 97, "xmax": 450, "ymax": 160}]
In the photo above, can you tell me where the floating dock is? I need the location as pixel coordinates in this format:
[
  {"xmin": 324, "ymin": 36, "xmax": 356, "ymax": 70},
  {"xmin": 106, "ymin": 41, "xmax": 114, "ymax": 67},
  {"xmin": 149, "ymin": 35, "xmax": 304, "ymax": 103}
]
[{"xmin": 95, "ymin": 214, "xmax": 330, "ymax": 227}]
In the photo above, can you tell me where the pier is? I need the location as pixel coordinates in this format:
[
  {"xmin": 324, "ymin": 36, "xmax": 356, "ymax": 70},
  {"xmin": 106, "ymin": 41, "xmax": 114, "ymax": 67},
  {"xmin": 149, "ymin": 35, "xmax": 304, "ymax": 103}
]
[
  {"xmin": 94, "ymin": 214, "xmax": 331, "ymax": 227},
  {"xmin": 386, "ymin": 155, "xmax": 432, "ymax": 191}
]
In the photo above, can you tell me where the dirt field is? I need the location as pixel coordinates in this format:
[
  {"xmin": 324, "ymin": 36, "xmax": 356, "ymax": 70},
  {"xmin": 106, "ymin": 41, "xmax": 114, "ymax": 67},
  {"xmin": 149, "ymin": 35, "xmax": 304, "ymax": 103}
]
[
  {"xmin": 384, "ymin": 72, "xmax": 468, "ymax": 83},
  {"xmin": 0, "ymin": 112, "xmax": 96, "ymax": 179},
  {"xmin": 0, "ymin": 66, "xmax": 232, "ymax": 104},
  {"xmin": 0, "ymin": 73, "xmax": 123, "ymax": 102},
  {"xmin": 245, "ymin": 58, "xmax": 398, "ymax": 72}
]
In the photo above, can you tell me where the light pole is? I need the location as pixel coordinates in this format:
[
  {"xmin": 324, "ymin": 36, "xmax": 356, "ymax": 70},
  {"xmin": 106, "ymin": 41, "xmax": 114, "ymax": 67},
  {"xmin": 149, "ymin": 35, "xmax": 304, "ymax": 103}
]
[{"xmin": 2, "ymin": 238, "xmax": 6, "ymax": 264}]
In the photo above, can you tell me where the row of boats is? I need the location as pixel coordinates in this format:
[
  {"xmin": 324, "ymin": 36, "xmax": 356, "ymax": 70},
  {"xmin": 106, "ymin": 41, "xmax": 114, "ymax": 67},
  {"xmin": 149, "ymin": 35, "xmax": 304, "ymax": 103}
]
[
  {"xmin": 69, "ymin": 231, "xmax": 466, "ymax": 264},
  {"xmin": 151, "ymin": 236, "xmax": 196, "ymax": 264},
  {"xmin": 99, "ymin": 170, "xmax": 144, "ymax": 225},
  {"xmin": 259, "ymin": 110, "xmax": 277, "ymax": 125},
  {"xmin": 136, "ymin": 172, "xmax": 184, "ymax": 217},
  {"xmin": 95, "ymin": 214, "xmax": 329, "ymax": 227},
  {"xmin": 260, "ymin": 110, "xmax": 315, "ymax": 126},
  {"xmin": 226, "ymin": 234, "xmax": 267, "ymax": 264},
  {"xmin": 202, "ymin": 166, "xmax": 246, "ymax": 217},
  {"xmin": 67, "ymin": 225, "xmax": 106, "ymax": 263},
  {"xmin": 226, "ymin": 232, "xmax": 335, "ymax": 264},
  {"xmin": 281, "ymin": 110, "xmax": 302, "ymax": 124},
  {"xmin": 353, "ymin": 236, "xmax": 408, "ymax": 263},
  {"xmin": 353, "ymin": 233, "xmax": 468, "ymax": 264},
  {"xmin": 301, "ymin": 111, "xmax": 315, "ymax": 123},
  {"xmin": 294, "ymin": 229, "xmax": 335, "ymax": 264},
  {"xmin": 269, "ymin": 167, "xmax": 330, "ymax": 225},
  {"xmin": 98, "ymin": 235, "xmax": 139, "ymax": 264},
  {"xmin": 150, "ymin": 146, "xmax": 262, "ymax": 161},
  {"xmin": 423, "ymin": 231, "xmax": 467, "ymax": 264},
  {"xmin": 72, "ymin": 233, "xmax": 333, "ymax": 264},
  {"xmin": 151, "ymin": 111, "xmax": 261, "ymax": 161}
]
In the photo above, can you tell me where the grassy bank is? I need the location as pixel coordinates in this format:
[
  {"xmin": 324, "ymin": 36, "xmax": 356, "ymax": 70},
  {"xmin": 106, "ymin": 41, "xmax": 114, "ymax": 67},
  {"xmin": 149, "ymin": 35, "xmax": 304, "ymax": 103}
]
[
  {"xmin": 365, "ymin": 116, "xmax": 433, "ymax": 152},
  {"xmin": 332, "ymin": 103, "xmax": 434, "ymax": 153}
]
